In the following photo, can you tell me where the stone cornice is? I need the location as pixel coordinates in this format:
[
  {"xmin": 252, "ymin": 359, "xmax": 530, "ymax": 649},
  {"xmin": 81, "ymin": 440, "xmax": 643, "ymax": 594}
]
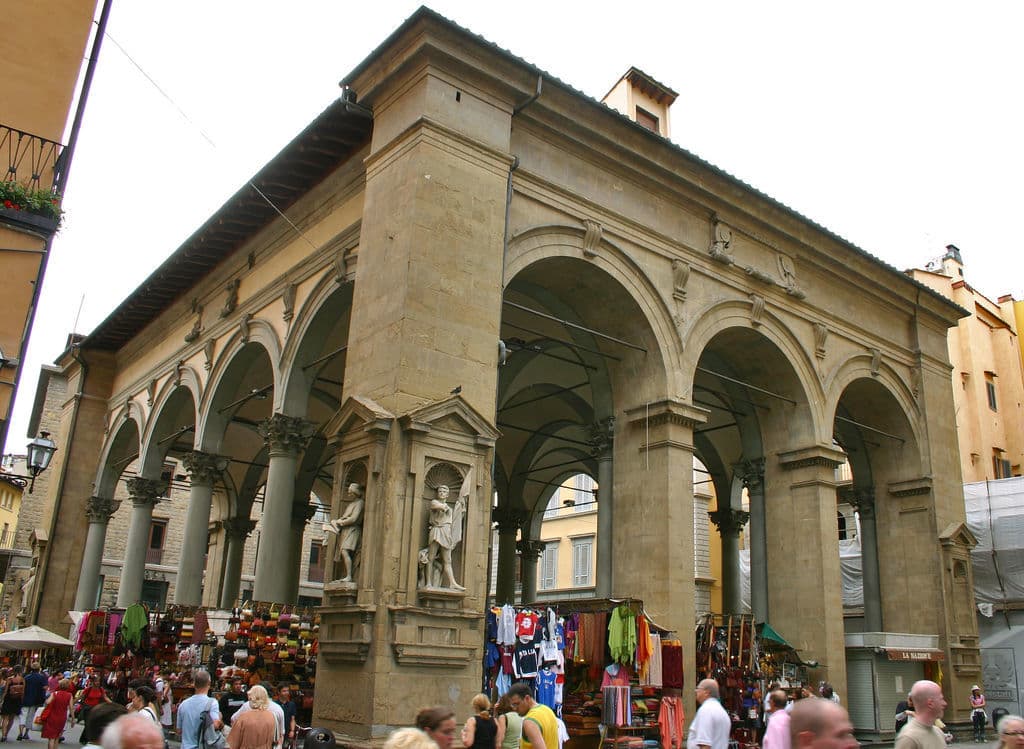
[
  {"xmin": 625, "ymin": 399, "xmax": 710, "ymax": 429},
  {"xmin": 777, "ymin": 445, "xmax": 846, "ymax": 471},
  {"xmin": 888, "ymin": 477, "xmax": 933, "ymax": 497}
]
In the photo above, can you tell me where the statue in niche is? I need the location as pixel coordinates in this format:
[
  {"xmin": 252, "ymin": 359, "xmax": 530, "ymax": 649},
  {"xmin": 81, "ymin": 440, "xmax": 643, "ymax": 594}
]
[
  {"xmin": 323, "ymin": 482, "xmax": 365, "ymax": 582},
  {"xmin": 424, "ymin": 483, "xmax": 467, "ymax": 590}
]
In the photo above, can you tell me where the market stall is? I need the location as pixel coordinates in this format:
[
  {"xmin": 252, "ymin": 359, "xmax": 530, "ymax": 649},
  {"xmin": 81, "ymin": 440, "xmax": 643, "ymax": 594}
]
[{"xmin": 485, "ymin": 599, "xmax": 686, "ymax": 749}]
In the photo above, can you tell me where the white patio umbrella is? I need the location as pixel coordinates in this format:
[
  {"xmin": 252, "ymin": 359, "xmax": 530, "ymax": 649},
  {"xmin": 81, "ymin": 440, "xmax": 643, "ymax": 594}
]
[{"xmin": 0, "ymin": 625, "xmax": 75, "ymax": 650}]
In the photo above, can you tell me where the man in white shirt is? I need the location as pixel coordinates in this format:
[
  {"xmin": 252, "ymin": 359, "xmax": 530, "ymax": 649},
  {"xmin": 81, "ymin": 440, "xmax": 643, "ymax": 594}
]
[{"xmin": 687, "ymin": 680, "xmax": 732, "ymax": 749}]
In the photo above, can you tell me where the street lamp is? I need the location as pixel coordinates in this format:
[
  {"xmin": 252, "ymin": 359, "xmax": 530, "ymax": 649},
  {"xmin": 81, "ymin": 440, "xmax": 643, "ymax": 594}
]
[{"xmin": 24, "ymin": 432, "xmax": 57, "ymax": 492}]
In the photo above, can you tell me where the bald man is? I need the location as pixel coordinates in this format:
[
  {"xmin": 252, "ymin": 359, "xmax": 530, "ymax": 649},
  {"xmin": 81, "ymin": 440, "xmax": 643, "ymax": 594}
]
[
  {"xmin": 100, "ymin": 713, "xmax": 165, "ymax": 749},
  {"xmin": 687, "ymin": 680, "xmax": 732, "ymax": 749},
  {"xmin": 894, "ymin": 681, "xmax": 947, "ymax": 749},
  {"xmin": 789, "ymin": 698, "xmax": 858, "ymax": 749}
]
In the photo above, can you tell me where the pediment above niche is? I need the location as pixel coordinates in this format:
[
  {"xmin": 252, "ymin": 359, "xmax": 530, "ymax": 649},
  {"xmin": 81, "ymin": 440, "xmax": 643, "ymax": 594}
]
[
  {"xmin": 323, "ymin": 395, "xmax": 395, "ymax": 443},
  {"xmin": 939, "ymin": 521, "xmax": 979, "ymax": 549},
  {"xmin": 400, "ymin": 394, "xmax": 501, "ymax": 446}
]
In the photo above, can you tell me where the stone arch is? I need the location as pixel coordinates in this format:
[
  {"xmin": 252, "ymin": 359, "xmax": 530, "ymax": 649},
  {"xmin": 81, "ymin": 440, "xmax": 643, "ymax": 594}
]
[
  {"xmin": 681, "ymin": 300, "xmax": 825, "ymax": 442},
  {"xmin": 826, "ymin": 354, "xmax": 923, "ymax": 453},
  {"xmin": 506, "ymin": 223, "xmax": 681, "ymax": 396},
  {"xmin": 278, "ymin": 271, "xmax": 354, "ymax": 416},
  {"xmin": 196, "ymin": 324, "xmax": 281, "ymax": 450},
  {"xmin": 94, "ymin": 411, "xmax": 143, "ymax": 498},
  {"xmin": 138, "ymin": 378, "xmax": 201, "ymax": 478}
]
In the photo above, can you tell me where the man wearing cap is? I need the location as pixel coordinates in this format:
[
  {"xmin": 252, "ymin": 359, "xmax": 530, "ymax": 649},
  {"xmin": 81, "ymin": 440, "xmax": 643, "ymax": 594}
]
[{"xmin": 18, "ymin": 662, "xmax": 47, "ymax": 740}]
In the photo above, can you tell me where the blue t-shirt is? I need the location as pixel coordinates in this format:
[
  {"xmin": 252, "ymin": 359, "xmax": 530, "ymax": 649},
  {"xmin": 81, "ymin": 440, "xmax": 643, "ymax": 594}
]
[
  {"xmin": 23, "ymin": 672, "xmax": 47, "ymax": 706},
  {"xmin": 176, "ymin": 693, "xmax": 221, "ymax": 749}
]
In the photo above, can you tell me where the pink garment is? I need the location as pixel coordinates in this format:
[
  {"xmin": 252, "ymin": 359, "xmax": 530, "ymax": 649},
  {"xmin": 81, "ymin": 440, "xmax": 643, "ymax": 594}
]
[
  {"xmin": 764, "ymin": 709, "xmax": 791, "ymax": 749},
  {"xmin": 601, "ymin": 663, "xmax": 633, "ymax": 688}
]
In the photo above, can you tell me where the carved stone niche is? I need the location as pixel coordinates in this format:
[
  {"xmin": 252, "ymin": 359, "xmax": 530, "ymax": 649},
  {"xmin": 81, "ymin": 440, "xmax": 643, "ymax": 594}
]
[
  {"xmin": 939, "ymin": 521, "xmax": 982, "ymax": 676},
  {"xmin": 319, "ymin": 396, "xmax": 394, "ymax": 606},
  {"xmin": 398, "ymin": 395, "xmax": 500, "ymax": 615}
]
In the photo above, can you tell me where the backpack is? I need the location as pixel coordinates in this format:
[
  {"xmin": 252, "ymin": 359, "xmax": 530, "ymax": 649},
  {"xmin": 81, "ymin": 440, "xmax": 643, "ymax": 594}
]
[{"xmin": 198, "ymin": 697, "xmax": 227, "ymax": 749}]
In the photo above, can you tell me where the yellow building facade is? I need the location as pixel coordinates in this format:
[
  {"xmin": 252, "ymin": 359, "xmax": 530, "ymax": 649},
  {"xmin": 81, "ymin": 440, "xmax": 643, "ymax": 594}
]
[
  {"xmin": 910, "ymin": 247, "xmax": 1024, "ymax": 482},
  {"xmin": 0, "ymin": 1, "xmax": 102, "ymax": 448}
]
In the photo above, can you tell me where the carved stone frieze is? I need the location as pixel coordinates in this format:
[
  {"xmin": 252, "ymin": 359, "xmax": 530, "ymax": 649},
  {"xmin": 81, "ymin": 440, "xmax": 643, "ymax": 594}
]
[{"xmin": 258, "ymin": 414, "xmax": 316, "ymax": 455}]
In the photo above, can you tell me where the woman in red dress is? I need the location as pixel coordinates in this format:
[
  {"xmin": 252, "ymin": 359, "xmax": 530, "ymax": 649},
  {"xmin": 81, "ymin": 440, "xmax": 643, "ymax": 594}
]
[{"xmin": 40, "ymin": 679, "xmax": 73, "ymax": 749}]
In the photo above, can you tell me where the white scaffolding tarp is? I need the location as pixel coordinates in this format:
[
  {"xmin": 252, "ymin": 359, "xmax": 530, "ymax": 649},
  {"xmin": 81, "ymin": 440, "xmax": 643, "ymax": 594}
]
[
  {"xmin": 965, "ymin": 477, "xmax": 1024, "ymax": 605},
  {"xmin": 740, "ymin": 536, "xmax": 864, "ymax": 612}
]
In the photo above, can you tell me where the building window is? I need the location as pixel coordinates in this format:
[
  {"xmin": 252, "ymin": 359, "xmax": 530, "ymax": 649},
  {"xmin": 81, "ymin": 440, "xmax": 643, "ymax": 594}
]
[
  {"xmin": 993, "ymin": 453, "xmax": 1012, "ymax": 479},
  {"xmin": 573, "ymin": 474, "xmax": 596, "ymax": 511},
  {"xmin": 307, "ymin": 541, "xmax": 324, "ymax": 583},
  {"xmin": 159, "ymin": 462, "xmax": 176, "ymax": 498},
  {"xmin": 635, "ymin": 106, "xmax": 659, "ymax": 133},
  {"xmin": 147, "ymin": 520, "xmax": 167, "ymax": 565},
  {"xmin": 544, "ymin": 492, "xmax": 561, "ymax": 519},
  {"xmin": 572, "ymin": 537, "xmax": 593, "ymax": 587},
  {"xmin": 539, "ymin": 543, "xmax": 558, "ymax": 590},
  {"xmin": 985, "ymin": 373, "xmax": 998, "ymax": 411}
]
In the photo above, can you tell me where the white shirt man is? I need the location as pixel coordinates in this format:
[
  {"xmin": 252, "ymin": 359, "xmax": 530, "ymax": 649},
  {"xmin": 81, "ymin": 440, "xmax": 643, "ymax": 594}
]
[{"xmin": 687, "ymin": 679, "xmax": 732, "ymax": 749}]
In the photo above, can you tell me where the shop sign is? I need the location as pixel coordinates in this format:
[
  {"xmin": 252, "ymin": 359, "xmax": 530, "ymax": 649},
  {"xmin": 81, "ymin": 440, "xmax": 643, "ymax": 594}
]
[{"xmin": 885, "ymin": 648, "xmax": 945, "ymax": 662}]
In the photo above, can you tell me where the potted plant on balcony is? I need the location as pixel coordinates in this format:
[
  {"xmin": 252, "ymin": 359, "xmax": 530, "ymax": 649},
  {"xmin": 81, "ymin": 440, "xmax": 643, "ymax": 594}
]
[{"xmin": 0, "ymin": 181, "xmax": 63, "ymax": 234}]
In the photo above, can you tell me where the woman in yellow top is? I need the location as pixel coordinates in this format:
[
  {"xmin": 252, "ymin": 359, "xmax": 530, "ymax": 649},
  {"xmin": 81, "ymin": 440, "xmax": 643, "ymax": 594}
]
[{"xmin": 507, "ymin": 684, "xmax": 558, "ymax": 749}]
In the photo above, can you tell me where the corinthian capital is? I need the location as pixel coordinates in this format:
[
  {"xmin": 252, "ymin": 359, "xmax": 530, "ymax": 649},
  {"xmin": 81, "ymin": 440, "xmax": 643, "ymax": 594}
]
[
  {"xmin": 590, "ymin": 416, "xmax": 615, "ymax": 456},
  {"xmin": 126, "ymin": 477, "xmax": 165, "ymax": 507},
  {"xmin": 182, "ymin": 451, "xmax": 228, "ymax": 486},
  {"xmin": 258, "ymin": 414, "xmax": 315, "ymax": 455},
  {"xmin": 516, "ymin": 539, "xmax": 546, "ymax": 560},
  {"xmin": 735, "ymin": 458, "xmax": 766, "ymax": 492},
  {"xmin": 85, "ymin": 496, "xmax": 121, "ymax": 523},
  {"xmin": 222, "ymin": 518, "xmax": 257, "ymax": 540},
  {"xmin": 493, "ymin": 507, "xmax": 527, "ymax": 533},
  {"xmin": 708, "ymin": 508, "xmax": 750, "ymax": 537}
]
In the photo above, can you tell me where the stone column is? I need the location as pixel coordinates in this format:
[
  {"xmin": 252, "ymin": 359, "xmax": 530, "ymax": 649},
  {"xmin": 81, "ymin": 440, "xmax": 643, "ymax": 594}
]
[
  {"xmin": 591, "ymin": 417, "xmax": 614, "ymax": 598},
  {"xmin": 219, "ymin": 518, "xmax": 256, "ymax": 608},
  {"xmin": 254, "ymin": 414, "xmax": 314, "ymax": 603},
  {"xmin": 286, "ymin": 503, "xmax": 318, "ymax": 604},
  {"xmin": 174, "ymin": 451, "xmax": 226, "ymax": 605},
  {"xmin": 116, "ymin": 477, "xmax": 165, "ymax": 608},
  {"xmin": 493, "ymin": 509, "xmax": 524, "ymax": 604},
  {"xmin": 771, "ymin": 446, "xmax": 848, "ymax": 693},
  {"xmin": 517, "ymin": 539, "xmax": 544, "ymax": 604},
  {"xmin": 845, "ymin": 487, "xmax": 882, "ymax": 631},
  {"xmin": 737, "ymin": 459, "xmax": 767, "ymax": 622},
  {"xmin": 74, "ymin": 496, "xmax": 121, "ymax": 610},
  {"xmin": 709, "ymin": 507, "xmax": 750, "ymax": 614}
]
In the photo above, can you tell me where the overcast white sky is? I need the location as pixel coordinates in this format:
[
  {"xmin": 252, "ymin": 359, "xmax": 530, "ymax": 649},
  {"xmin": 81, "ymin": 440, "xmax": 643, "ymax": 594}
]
[{"xmin": 6, "ymin": 0, "xmax": 1023, "ymax": 452}]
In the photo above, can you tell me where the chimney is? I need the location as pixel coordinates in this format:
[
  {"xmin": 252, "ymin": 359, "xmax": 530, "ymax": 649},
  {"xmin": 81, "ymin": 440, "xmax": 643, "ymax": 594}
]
[{"xmin": 601, "ymin": 67, "xmax": 678, "ymax": 139}]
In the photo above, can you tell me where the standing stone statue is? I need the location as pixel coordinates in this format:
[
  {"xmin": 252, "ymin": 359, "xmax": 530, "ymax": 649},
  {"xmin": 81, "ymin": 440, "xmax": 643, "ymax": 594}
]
[
  {"xmin": 324, "ymin": 482, "xmax": 365, "ymax": 582},
  {"xmin": 425, "ymin": 484, "xmax": 466, "ymax": 590}
]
